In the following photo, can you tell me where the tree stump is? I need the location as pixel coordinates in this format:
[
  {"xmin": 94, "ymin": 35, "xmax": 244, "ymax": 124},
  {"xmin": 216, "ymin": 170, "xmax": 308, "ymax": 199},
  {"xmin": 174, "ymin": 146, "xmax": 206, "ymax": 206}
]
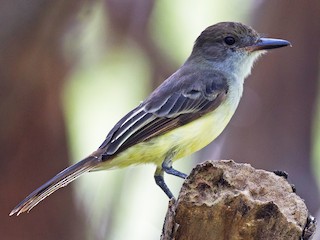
[{"xmin": 161, "ymin": 160, "xmax": 316, "ymax": 240}]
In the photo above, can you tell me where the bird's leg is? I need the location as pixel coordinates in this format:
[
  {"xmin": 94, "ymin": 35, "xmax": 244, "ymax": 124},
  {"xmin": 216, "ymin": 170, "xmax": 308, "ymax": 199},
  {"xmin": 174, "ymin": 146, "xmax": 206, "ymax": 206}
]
[
  {"xmin": 162, "ymin": 152, "xmax": 188, "ymax": 179},
  {"xmin": 154, "ymin": 152, "xmax": 188, "ymax": 199},
  {"xmin": 154, "ymin": 167, "xmax": 174, "ymax": 199}
]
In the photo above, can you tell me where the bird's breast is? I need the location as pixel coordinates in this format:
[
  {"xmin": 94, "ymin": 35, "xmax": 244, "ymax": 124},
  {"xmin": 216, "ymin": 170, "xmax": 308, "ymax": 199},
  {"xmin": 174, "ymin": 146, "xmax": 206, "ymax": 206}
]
[{"xmin": 101, "ymin": 83, "xmax": 243, "ymax": 169}]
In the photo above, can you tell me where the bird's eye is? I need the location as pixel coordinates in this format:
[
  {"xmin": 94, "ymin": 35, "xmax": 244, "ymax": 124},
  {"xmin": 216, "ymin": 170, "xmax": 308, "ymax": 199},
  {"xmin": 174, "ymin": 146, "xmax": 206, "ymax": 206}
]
[{"xmin": 224, "ymin": 36, "xmax": 236, "ymax": 45}]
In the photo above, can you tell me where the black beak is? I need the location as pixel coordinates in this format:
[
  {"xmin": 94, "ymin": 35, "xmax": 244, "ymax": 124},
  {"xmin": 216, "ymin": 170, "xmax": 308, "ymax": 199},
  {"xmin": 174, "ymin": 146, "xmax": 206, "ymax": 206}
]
[{"xmin": 248, "ymin": 38, "xmax": 291, "ymax": 52}]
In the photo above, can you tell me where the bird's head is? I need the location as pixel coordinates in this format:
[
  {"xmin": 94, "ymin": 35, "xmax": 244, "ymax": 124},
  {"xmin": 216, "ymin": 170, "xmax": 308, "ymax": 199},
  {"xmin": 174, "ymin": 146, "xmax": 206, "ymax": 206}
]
[{"xmin": 190, "ymin": 22, "xmax": 291, "ymax": 79}]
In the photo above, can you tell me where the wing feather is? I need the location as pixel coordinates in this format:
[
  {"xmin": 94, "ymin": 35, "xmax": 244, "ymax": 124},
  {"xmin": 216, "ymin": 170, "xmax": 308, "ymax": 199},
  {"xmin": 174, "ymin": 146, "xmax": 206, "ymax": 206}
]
[{"xmin": 100, "ymin": 70, "xmax": 229, "ymax": 159}]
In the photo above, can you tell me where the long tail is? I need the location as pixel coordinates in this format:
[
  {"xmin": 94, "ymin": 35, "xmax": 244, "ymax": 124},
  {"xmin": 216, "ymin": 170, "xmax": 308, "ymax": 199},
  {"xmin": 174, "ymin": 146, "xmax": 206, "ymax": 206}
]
[{"xmin": 9, "ymin": 155, "xmax": 100, "ymax": 216}]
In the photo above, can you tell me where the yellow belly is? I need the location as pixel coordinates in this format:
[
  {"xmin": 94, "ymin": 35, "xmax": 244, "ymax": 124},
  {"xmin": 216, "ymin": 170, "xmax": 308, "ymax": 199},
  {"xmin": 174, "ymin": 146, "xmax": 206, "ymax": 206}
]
[{"xmin": 100, "ymin": 93, "xmax": 240, "ymax": 169}]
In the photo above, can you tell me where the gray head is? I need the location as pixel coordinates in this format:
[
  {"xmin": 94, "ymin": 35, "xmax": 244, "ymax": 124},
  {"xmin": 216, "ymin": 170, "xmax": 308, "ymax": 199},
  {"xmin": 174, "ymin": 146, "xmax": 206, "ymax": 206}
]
[{"xmin": 190, "ymin": 22, "xmax": 290, "ymax": 79}]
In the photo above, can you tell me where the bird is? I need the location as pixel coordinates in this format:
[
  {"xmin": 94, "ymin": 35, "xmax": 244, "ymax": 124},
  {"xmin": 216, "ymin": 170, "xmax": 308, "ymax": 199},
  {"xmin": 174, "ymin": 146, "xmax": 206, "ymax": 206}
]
[{"xmin": 10, "ymin": 22, "xmax": 290, "ymax": 216}]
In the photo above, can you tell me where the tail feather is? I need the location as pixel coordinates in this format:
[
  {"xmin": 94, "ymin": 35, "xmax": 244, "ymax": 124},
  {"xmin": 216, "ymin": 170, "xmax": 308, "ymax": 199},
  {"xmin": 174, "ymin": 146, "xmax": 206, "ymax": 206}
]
[{"xmin": 9, "ymin": 155, "xmax": 99, "ymax": 216}]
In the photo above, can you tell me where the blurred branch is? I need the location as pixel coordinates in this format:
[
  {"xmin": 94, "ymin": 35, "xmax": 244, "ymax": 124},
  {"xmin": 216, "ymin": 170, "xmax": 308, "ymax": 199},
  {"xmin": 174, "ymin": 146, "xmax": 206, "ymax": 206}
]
[
  {"xmin": 0, "ymin": 1, "xmax": 88, "ymax": 239},
  {"xmin": 104, "ymin": 0, "xmax": 177, "ymax": 88},
  {"xmin": 162, "ymin": 160, "xmax": 315, "ymax": 240},
  {"xmin": 217, "ymin": 0, "xmax": 320, "ymax": 213}
]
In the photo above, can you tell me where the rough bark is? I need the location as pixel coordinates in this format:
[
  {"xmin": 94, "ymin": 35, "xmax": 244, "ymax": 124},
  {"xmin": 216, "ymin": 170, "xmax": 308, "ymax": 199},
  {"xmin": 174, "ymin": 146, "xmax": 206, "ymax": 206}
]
[{"xmin": 162, "ymin": 160, "xmax": 315, "ymax": 240}]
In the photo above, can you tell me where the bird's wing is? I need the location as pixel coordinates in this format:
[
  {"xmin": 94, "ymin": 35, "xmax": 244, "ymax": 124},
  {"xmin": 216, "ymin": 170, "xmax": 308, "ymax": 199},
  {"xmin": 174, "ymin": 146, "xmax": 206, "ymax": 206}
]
[{"xmin": 99, "ymin": 70, "xmax": 229, "ymax": 158}]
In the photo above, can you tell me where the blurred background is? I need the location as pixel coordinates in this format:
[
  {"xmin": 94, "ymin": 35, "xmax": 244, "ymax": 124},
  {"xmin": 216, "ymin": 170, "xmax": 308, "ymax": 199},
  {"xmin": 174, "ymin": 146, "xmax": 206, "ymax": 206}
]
[{"xmin": 1, "ymin": 0, "xmax": 320, "ymax": 239}]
